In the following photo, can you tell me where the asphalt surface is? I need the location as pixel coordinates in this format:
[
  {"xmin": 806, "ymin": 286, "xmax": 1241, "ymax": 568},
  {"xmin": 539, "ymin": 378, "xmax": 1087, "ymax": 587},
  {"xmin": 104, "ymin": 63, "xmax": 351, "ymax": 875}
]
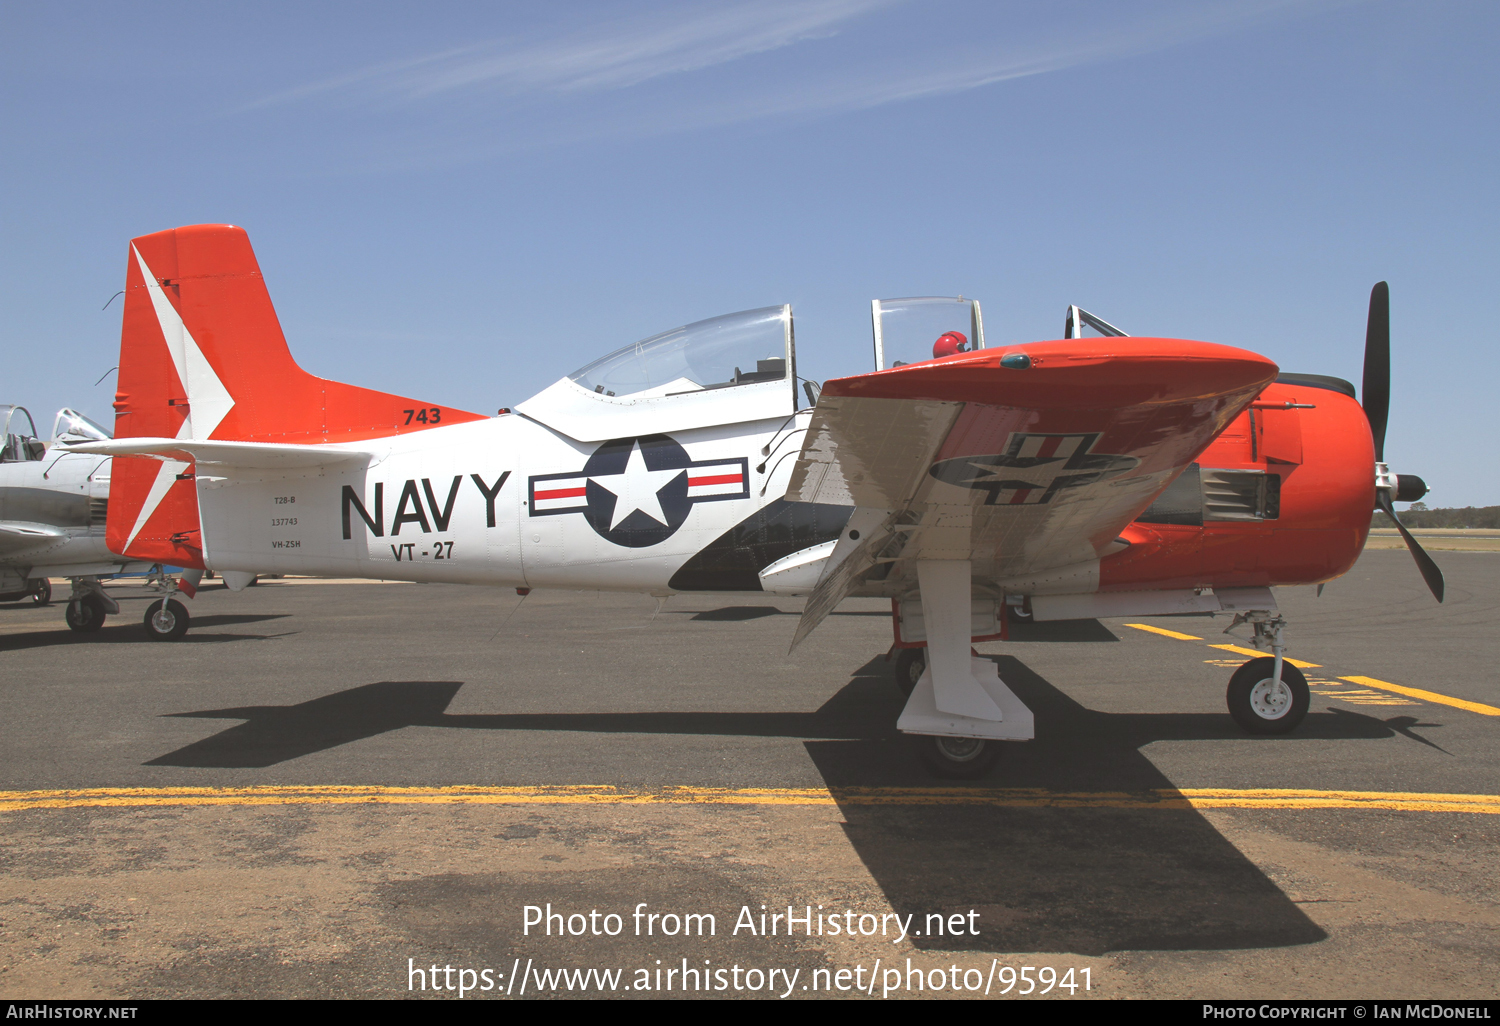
[{"xmin": 0, "ymin": 549, "xmax": 1496, "ymax": 1000}]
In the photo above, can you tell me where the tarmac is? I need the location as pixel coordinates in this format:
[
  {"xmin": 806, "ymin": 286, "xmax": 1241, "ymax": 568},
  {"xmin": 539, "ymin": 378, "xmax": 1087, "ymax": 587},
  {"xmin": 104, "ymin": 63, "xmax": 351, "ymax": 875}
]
[{"xmin": 0, "ymin": 549, "xmax": 1496, "ymax": 1000}]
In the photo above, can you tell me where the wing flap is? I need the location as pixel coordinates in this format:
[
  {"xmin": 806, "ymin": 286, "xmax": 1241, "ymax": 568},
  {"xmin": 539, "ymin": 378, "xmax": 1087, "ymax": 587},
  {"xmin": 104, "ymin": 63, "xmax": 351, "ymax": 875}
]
[{"xmin": 786, "ymin": 398, "xmax": 961, "ymax": 507}]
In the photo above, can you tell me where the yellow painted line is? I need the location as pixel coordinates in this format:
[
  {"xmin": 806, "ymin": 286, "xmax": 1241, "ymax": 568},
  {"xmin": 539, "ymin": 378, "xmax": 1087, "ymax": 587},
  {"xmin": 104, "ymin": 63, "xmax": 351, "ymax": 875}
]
[
  {"xmin": 1208, "ymin": 644, "xmax": 1321, "ymax": 668},
  {"xmin": 0, "ymin": 785, "xmax": 1496, "ymax": 815},
  {"xmin": 1125, "ymin": 623, "xmax": 1203, "ymax": 641},
  {"xmin": 1340, "ymin": 676, "xmax": 1500, "ymax": 717}
]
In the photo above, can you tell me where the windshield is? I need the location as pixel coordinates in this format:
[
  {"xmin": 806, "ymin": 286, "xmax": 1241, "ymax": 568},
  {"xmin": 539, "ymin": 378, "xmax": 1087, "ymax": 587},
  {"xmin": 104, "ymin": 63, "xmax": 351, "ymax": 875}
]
[{"xmin": 570, "ymin": 306, "xmax": 790, "ymax": 399}]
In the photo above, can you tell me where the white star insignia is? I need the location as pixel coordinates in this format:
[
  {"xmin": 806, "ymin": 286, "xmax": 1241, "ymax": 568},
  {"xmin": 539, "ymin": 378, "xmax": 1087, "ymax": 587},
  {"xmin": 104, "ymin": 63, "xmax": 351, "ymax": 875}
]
[{"xmin": 590, "ymin": 440, "xmax": 683, "ymax": 531}]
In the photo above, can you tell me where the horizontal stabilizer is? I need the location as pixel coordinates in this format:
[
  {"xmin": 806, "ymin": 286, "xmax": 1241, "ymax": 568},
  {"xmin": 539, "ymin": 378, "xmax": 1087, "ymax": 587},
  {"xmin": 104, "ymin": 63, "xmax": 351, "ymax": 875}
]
[{"xmin": 62, "ymin": 437, "xmax": 373, "ymax": 471}]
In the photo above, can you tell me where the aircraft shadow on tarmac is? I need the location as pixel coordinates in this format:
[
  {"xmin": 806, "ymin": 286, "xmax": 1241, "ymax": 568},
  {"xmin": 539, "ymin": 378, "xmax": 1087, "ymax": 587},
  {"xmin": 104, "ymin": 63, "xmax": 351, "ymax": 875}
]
[
  {"xmin": 144, "ymin": 645, "xmax": 1444, "ymax": 955},
  {"xmin": 0, "ymin": 614, "xmax": 294, "ymax": 651}
]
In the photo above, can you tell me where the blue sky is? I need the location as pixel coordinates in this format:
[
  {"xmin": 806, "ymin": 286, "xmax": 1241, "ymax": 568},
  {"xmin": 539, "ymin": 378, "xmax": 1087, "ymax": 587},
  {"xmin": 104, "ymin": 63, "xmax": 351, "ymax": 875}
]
[{"xmin": 4, "ymin": 0, "xmax": 1496, "ymax": 505}]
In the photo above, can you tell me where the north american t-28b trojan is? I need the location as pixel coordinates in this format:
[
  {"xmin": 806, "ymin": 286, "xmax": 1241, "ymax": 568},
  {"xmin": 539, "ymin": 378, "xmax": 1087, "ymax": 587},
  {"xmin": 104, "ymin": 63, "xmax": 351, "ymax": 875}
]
[{"xmin": 68, "ymin": 224, "xmax": 1442, "ymax": 776}]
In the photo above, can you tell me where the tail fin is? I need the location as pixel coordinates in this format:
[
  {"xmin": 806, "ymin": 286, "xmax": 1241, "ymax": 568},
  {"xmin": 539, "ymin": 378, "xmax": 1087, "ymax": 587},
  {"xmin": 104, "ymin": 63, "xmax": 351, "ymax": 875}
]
[{"xmin": 108, "ymin": 223, "xmax": 484, "ymax": 563}]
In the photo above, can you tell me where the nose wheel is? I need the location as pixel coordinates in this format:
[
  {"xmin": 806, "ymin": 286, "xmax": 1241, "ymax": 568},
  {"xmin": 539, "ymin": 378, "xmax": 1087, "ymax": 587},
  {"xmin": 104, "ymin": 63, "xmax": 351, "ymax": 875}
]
[{"xmin": 1227, "ymin": 657, "xmax": 1309, "ymax": 734}]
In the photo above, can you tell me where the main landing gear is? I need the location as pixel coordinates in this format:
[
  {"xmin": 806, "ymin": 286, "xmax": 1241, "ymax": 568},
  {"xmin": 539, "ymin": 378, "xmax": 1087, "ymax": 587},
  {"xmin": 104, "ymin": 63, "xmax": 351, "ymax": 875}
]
[
  {"xmin": 64, "ymin": 578, "xmax": 117, "ymax": 633},
  {"xmin": 892, "ymin": 648, "xmax": 1005, "ymax": 778},
  {"xmin": 1222, "ymin": 612, "xmax": 1309, "ymax": 734}
]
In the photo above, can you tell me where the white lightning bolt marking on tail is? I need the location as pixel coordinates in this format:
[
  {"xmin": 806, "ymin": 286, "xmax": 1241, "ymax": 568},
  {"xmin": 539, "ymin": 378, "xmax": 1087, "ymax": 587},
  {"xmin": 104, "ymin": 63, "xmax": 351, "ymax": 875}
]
[{"xmin": 123, "ymin": 246, "xmax": 237, "ymax": 550}]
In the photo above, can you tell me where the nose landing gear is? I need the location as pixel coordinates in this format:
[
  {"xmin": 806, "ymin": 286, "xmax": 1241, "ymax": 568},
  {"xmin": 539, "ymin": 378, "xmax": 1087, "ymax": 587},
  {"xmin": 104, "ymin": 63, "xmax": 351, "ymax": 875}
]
[{"xmin": 1222, "ymin": 611, "xmax": 1309, "ymax": 734}]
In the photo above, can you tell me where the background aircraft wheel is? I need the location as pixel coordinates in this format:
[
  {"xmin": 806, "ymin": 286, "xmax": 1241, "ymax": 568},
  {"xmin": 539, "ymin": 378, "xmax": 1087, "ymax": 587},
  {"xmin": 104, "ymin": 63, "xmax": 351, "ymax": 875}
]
[
  {"xmin": 29, "ymin": 578, "xmax": 51, "ymax": 605},
  {"xmin": 913, "ymin": 734, "xmax": 1000, "ymax": 779},
  {"xmin": 893, "ymin": 648, "xmax": 925, "ymax": 697},
  {"xmin": 144, "ymin": 599, "xmax": 190, "ymax": 641},
  {"xmin": 65, "ymin": 594, "xmax": 106, "ymax": 632},
  {"xmin": 1226, "ymin": 657, "xmax": 1309, "ymax": 734},
  {"xmin": 1007, "ymin": 605, "xmax": 1033, "ymax": 624}
]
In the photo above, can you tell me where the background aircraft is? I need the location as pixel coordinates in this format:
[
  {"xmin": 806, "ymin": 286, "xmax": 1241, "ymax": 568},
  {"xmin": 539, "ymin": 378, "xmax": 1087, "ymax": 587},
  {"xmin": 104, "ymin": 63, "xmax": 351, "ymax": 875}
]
[
  {"xmin": 69, "ymin": 224, "xmax": 1441, "ymax": 775},
  {"xmin": 0, "ymin": 404, "xmax": 208, "ymax": 638}
]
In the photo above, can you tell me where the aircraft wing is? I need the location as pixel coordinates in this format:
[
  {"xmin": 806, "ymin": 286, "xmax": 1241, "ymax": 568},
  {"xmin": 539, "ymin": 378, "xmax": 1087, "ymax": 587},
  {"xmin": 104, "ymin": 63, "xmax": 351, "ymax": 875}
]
[
  {"xmin": 0, "ymin": 521, "xmax": 68, "ymax": 557},
  {"xmin": 61, "ymin": 437, "xmax": 374, "ymax": 470},
  {"xmin": 786, "ymin": 337, "xmax": 1278, "ymax": 647}
]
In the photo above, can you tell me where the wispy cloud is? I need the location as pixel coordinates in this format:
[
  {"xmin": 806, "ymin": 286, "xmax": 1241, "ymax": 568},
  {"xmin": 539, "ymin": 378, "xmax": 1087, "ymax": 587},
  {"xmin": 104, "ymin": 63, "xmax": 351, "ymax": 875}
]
[
  {"xmin": 645, "ymin": 0, "xmax": 1351, "ymax": 130},
  {"xmin": 234, "ymin": 0, "xmax": 1356, "ymax": 171},
  {"xmin": 240, "ymin": 0, "xmax": 892, "ymax": 111}
]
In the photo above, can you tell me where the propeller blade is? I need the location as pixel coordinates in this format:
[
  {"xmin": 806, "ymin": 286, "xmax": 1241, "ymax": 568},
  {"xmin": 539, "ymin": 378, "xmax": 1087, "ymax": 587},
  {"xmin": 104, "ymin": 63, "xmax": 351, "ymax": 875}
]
[
  {"xmin": 1362, "ymin": 281, "xmax": 1390, "ymax": 462},
  {"xmin": 1376, "ymin": 492, "xmax": 1445, "ymax": 602}
]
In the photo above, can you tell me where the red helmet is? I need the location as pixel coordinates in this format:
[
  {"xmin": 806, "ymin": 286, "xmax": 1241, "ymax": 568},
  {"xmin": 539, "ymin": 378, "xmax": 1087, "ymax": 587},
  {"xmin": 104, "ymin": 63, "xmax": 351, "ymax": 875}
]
[{"xmin": 932, "ymin": 331, "xmax": 968, "ymax": 358}]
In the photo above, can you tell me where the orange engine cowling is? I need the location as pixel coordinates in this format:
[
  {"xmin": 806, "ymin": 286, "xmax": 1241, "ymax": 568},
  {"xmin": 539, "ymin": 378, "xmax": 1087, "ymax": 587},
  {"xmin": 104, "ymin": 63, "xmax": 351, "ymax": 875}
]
[{"xmin": 1100, "ymin": 378, "xmax": 1374, "ymax": 591}]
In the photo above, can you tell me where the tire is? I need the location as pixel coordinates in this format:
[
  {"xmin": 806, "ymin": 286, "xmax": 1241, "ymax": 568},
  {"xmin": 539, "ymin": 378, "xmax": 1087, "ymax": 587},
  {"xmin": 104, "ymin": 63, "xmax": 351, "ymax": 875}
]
[
  {"xmin": 65, "ymin": 594, "xmax": 107, "ymax": 633},
  {"xmin": 143, "ymin": 599, "xmax": 190, "ymax": 641},
  {"xmin": 29, "ymin": 579, "xmax": 51, "ymax": 606},
  {"xmin": 1227, "ymin": 657, "xmax": 1309, "ymax": 734},
  {"xmin": 893, "ymin": 648, "xmax": 926, "ymax": 697},
  {"xmin": 913, "ymin": 734, "xmax": 1001, "ymax": 779},
  {"xmin": 1006, "ymin": 603, "xmax": 1033, "ymax": 624}
]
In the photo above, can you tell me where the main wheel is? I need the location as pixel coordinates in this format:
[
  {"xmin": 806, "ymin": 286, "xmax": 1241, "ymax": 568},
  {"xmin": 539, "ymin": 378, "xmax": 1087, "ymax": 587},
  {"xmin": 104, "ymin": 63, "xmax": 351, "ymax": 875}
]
[
  {"xmin": 1227, "ymin": 657, "xmax": 1309, "ymax": 734},
  {"xmin": 65, "ymin": 594, "xmax": 107, "ymax": 632},
  {"xmin": 1006, "ymin": 604, "xmax": 1033, "ymax": 624},
  {"xmin": 144, "ymin": 599, "xmax": 190, "ymax": 641},
  {"xmin": 893, "ymin": 648, "xmax": 926, "ymax": 697},
  {"xmin": 29, "ymin": 578, "xmax": 51, "ymax": 606},
  {"xmin": 913, "ymin": 734, "xmax": 1001, "ymax": 779}
]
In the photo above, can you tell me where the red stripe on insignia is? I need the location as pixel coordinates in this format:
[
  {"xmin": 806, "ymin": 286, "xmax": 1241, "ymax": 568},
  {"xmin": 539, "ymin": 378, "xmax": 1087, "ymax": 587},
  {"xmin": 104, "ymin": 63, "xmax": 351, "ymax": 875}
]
[
  {"xmin": 1009, "ymin": 488, "xmax": 1032, "ymax": 504},
  {"xmin": 688, "ymin": 474, "xmax": 742, "ymax": 486},
  {"xmin": 1036, "ymin": 435, "xmax": 1063, "ymax": 458},
  {"xmin": 535, "ymin": 486, "xmax": 587, "ymax": 500}
]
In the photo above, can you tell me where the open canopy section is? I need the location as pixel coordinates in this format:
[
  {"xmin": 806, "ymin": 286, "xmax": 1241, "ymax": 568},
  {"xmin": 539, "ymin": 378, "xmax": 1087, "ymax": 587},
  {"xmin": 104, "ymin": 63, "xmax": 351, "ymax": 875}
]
[
  {"xmin": 872, "ymin": 297, "xmax": 985, "ymax": 371},
  {"xmin": 570, "ymin": 306, "xmax": 792, "ymax": 400}
]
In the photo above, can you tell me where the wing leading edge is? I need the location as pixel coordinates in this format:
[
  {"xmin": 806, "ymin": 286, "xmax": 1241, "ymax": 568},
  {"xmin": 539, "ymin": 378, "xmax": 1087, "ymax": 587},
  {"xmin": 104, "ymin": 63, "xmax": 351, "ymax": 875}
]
[{"xmin": 786, "ymin": 337, "xmax": 1278, "ymax": 648}]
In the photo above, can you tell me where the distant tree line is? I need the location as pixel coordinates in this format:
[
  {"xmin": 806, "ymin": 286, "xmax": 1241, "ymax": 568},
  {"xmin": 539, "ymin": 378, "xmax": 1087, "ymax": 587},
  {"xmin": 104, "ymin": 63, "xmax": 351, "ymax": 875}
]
[{"xmin": 1372, "ymin": 503, "xmax": 1500, "ymax": 529}]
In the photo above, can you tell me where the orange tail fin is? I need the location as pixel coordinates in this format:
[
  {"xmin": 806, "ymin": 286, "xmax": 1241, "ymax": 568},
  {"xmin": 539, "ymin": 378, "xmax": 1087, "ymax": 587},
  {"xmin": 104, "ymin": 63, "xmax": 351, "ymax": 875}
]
[{"xmin": 108, "ymin": 223, "xmax": 483, "ymax": 564}]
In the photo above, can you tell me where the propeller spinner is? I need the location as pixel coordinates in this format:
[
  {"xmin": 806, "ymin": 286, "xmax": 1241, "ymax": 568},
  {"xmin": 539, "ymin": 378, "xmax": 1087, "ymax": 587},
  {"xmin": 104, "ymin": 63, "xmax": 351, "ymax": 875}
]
[{"xmin": 1362, "ymin": 282, "xmax": 1444, "ymax": 602}]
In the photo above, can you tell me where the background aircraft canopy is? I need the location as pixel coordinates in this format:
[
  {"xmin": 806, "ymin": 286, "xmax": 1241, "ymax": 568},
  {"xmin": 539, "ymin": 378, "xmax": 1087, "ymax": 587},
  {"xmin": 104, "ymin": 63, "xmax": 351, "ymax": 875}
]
[
  {"xmin": 0, "ymin": 406, "xmax": 44, "ymax": 463},
  {"xmin": 569, "ymin": 306, "xmax": 790, "ymax": 399},
  {"xmin": 52, "ymin": 408, "xmax": 112, "ymax": 443}
]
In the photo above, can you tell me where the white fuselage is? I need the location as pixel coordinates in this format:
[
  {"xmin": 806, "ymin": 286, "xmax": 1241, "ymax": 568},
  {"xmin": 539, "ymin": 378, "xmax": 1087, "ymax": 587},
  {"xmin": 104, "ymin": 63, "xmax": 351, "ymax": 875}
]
[{"xmin": 197, "ymin": 411, "xmax": 815, "ymax": 593}]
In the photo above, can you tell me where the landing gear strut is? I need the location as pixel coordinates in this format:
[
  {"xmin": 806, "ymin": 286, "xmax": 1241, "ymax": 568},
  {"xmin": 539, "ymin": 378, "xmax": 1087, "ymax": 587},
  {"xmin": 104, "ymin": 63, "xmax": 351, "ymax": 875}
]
[{"xmin": 1222, "ymin": 611, "xmax": 1309, "ymax": 734}]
